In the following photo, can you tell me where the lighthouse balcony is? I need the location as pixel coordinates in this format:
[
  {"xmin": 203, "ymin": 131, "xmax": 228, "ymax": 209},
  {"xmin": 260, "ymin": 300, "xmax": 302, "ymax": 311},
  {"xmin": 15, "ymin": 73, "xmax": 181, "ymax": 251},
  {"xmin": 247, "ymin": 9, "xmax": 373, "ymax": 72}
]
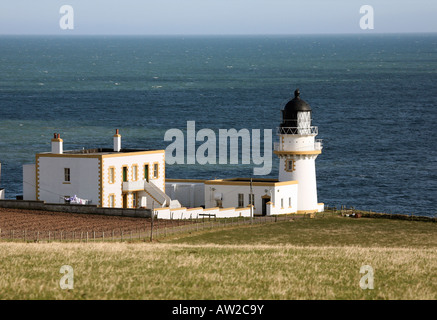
[
  {"xmin": 277, "ymin": 126, "xmax": 318, "ymax": 135},
  {"xmin": 314, "ymin": 139, "xmax": 323, "ymax": 150},
  {"xmin": 274, "ymin": 139, "xmax": 323, "ymax": 152}
]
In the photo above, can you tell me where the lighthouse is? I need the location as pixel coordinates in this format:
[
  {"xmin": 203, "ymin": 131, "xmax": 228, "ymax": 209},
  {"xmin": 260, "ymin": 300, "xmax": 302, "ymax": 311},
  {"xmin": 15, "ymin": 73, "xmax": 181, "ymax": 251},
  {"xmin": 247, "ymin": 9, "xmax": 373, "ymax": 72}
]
[{"xmin": 274, "ymin": 89, "xmax": 323, "ymax": 213}]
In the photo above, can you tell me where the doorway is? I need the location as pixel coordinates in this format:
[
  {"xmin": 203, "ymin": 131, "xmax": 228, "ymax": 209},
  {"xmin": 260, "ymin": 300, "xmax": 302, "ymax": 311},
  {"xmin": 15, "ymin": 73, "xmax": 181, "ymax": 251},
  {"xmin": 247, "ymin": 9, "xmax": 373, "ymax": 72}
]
[
  {"xmin": 262, "ymin": 197, "xmax": 271, "ymax": 216},
  {"xmin": 122, "ymin": 194, "xmax": 128, "ymax": 208}
]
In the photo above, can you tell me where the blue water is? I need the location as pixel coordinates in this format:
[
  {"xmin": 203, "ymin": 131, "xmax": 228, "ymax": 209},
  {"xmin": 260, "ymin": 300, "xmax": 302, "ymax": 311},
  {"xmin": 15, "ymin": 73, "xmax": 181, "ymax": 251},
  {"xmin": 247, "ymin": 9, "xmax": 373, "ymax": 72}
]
[{"xmin": 0, "ymin": 34, "xmax": 436, "ymax": 217}]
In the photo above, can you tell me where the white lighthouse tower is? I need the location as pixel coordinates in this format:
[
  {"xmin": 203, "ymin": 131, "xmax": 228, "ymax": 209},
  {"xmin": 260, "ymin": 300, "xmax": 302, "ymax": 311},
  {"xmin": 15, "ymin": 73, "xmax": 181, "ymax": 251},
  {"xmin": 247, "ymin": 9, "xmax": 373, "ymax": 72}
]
[{"xmin": 274, "ymin": 89, "xmax": 323, "ymax": 213}]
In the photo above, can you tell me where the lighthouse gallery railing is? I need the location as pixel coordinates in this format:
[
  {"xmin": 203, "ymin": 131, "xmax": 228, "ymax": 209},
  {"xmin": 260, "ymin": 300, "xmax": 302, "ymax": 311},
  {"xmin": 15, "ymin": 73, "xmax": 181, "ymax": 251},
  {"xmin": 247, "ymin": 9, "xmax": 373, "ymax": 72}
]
[{"xmin": 276, "ymin": 126, "xmax": 318, "ymax": 135}]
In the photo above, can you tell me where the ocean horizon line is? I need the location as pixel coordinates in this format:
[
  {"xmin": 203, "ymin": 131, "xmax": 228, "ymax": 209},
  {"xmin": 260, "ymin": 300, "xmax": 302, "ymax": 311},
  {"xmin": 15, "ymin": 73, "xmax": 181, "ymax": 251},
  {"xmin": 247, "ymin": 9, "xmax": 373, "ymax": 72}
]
[{"xmin": 1, "ymin": 32, "xmax": 436, "ymax": 38}]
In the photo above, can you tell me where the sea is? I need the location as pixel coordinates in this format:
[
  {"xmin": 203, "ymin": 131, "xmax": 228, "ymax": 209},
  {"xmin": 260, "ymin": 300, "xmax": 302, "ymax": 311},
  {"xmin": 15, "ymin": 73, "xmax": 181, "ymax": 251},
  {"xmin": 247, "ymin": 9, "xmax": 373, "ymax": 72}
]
[{"xmin": 0, "ymin": 34, "xmax": 436, "ymax": 217}]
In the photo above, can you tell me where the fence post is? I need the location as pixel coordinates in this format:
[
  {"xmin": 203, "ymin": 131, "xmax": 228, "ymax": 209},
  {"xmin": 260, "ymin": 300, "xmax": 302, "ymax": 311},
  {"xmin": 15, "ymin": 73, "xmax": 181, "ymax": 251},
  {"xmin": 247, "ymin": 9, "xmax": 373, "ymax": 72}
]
[{"xmin": 86, "ymin": 232, "xmax": 89, "ymax": 243}]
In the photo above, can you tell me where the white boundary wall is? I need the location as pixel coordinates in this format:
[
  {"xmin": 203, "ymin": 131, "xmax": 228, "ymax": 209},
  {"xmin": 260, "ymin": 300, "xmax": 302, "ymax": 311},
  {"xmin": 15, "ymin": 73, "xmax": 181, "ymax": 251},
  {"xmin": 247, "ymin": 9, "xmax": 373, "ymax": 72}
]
[{"xmin": 155, "ymin": 206, "xmax": 251, "ymax": 220}]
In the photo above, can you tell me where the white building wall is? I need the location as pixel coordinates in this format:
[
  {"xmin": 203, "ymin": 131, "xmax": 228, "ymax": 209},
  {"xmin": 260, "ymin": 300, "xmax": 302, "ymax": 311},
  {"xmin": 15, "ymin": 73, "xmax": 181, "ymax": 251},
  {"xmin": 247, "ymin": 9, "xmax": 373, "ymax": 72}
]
[
  {"xmin": 270, "ymin": 183, "xmax": 298, "ymax": 214},
  {"xmin": 165, "ymin": 181, "xmax": 205, "ymax": 208},
  {"xmin": 102, "ymin": 151, "xmax": 165, "ymax": 208},
  {"xmin": 23, "ymin": 164, "xmax": 36, "ymax": 201},
  {"xmin": 0, "ymin": 162, "xmax": 4, "ymax": 199},
  {"xmin": 279, "ymin": 155, "xmax": 318, "ymax": 211},
  {"xmin": 204, "ymin": 182, "xmax": 298, "ymax": 215},
  {"xmin": 37, "ymin": 156, "xmax": 100, "ymax": 204}
]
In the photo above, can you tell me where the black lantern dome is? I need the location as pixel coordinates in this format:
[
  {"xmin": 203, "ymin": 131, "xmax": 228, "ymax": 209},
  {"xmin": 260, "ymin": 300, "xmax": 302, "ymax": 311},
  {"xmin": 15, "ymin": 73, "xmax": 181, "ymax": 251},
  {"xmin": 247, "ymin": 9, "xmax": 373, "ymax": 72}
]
[{"xmin": 280, "ymin": 89, "xmax": 312, "ymax": 129}]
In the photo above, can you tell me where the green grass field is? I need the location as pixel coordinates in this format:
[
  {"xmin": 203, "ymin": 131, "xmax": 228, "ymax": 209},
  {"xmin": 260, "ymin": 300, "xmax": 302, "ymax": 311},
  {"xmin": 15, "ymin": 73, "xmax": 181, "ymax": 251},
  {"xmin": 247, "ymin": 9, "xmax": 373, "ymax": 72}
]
[
  {"xmin": 0, "ymin": 215, "xmax": 435, "ymax": 300},
  {"xmin": 164, "ymin": 214, "xmax": 437, "ymax": 248}
]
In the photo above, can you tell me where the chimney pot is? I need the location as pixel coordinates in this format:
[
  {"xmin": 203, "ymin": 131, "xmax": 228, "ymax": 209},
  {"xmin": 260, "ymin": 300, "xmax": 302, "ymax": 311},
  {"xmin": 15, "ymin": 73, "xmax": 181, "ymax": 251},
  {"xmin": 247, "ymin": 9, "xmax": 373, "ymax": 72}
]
[
  {"xmin": 51, "ymin": 133, "xmax": 63, "ymax": 154},
  {"xmin": 113, "ymin": 129, "xmax": 121, "ymax": 152}
]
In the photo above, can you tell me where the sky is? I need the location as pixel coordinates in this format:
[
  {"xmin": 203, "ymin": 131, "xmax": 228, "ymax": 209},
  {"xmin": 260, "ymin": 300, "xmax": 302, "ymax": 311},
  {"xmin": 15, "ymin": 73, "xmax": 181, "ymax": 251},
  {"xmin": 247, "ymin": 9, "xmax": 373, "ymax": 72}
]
[{"xmin": 0, "ymin": 0, "xmax": 436, "ymax": 35}]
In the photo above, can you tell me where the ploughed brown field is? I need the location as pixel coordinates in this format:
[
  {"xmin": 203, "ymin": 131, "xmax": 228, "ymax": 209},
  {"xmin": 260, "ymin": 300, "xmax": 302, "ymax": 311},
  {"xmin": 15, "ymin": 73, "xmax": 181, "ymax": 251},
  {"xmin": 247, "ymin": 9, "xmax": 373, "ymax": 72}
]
[{"xmin": 0, "ymin": 207, "xmax": 192, "ymax": 239}]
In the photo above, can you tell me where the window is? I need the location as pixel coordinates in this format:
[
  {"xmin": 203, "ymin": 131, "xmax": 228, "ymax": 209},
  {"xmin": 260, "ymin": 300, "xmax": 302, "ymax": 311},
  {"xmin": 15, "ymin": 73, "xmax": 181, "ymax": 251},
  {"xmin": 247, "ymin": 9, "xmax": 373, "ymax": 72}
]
[
  {"xmin": 238, "ymin": 194, "xmax": 244, "ymax": 208},
  {"xmin": 109, "ymin": 167, "xmax": 115, "ymax": 184},
  {"xmin": 281, "ymin": 198, "xmax": 284, "ymax": 208},
  {"xmin": 297, "ymin": 111, "xmax": 311, "ymax": 129},
  {"xmin": 64, "ymin": 168, "xmax": 70, "ymax": 182},
  {"xmin": 109, "ymin": 195, "xmax": 115, "ymax": 208},
  {"xmin": 132, "ymin": 165, "xmax": 138, "ymax": 181},
  {"xmin": 144, "ymin": 164, "xmax": 149, "ymax": 181},
  {"xmin": 248, "ymin": 194, "xmax": 255, "ymax": 206},
  {"xmin": 286, "ymin": 159, "xmax": 295, "ymax": 172},
  {"xmin": 122, "ymin": 166, "xmax": 128, "ymax": 182},
  {"xmin": 132, "ymin": 193, "xmax": 137, "ymax": 208},
  {"xmin": 153, "ymin": 163, "xmax": 159, "ymax": 179},
  {"xmin": 289, "ymin": 197, "xmax": 292, "ymax": 208}
]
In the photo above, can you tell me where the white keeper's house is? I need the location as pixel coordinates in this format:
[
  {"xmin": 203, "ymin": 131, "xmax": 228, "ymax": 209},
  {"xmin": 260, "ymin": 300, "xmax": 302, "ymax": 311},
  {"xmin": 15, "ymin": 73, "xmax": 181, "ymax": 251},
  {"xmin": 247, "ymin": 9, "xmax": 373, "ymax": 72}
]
[
  {"xmin": 22, "ymin": 89, "xmax": 323, "ymax": 217},
  {"xmin": 23, "ymin": 130, "xmax": 180, "ymax": 209}
]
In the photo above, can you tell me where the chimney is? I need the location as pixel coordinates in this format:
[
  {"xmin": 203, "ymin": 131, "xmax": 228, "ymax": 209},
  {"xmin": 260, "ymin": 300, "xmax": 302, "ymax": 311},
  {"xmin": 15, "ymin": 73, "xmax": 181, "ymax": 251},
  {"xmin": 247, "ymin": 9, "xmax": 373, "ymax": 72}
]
[
  {"xmin": 113, "ymin": 129, "xmax": 121, "ymax": 152},
  {"xmin": 51, "ymin": 133, "xmax": 63, "ymax": 154}
]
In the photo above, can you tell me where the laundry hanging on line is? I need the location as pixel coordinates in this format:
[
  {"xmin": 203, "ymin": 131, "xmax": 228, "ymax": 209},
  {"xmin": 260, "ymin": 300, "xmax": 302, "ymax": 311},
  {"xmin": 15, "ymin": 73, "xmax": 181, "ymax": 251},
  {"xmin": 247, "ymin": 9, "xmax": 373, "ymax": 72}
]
[{"xmin": 64, "ymin": 195, "xmax": 89, "ymax": 205}]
